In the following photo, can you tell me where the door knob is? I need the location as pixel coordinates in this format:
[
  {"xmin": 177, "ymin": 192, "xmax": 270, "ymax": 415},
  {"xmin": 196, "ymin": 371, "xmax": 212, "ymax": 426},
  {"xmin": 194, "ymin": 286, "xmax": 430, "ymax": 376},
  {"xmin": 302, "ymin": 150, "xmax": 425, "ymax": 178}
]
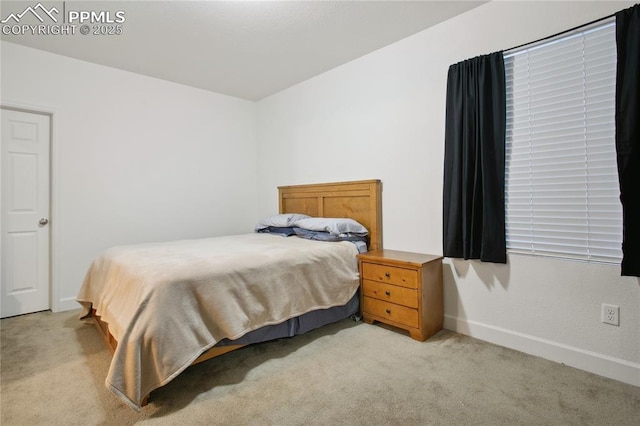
[{"xmin": 39, "ymin": 218, "xmax": 49, "ymax": 226}]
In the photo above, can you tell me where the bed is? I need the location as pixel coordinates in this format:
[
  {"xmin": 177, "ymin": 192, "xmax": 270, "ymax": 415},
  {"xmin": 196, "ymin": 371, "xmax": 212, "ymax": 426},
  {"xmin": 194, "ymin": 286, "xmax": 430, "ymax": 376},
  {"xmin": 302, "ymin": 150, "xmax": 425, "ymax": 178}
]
[{"xmin": 77, "ymin": 179, "xmax": 382, "ymax": 410}]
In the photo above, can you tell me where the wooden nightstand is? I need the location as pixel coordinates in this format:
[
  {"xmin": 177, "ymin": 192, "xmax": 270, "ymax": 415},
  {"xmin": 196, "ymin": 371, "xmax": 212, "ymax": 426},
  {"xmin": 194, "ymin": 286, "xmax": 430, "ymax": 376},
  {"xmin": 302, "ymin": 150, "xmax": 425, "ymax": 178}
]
[{"xmin": 357, "ymin": 249, "xmax": 443, "ymax": 341}]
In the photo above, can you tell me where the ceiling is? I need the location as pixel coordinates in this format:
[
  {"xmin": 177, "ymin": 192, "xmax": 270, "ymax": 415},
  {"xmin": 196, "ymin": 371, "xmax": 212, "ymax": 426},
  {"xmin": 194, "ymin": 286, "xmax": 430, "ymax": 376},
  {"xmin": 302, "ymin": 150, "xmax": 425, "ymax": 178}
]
[{"xmin": 1, "ymin": 1, "xmax": 485, "ymax": 100}]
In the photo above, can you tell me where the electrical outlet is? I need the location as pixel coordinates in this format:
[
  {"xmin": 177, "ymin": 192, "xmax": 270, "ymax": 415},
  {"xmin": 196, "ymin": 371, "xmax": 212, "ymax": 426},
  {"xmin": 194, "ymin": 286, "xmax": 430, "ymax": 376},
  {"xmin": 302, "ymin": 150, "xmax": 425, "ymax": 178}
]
[{"xmin": 601, "ymin": 304, "xmax": 620, "ymax": 326}]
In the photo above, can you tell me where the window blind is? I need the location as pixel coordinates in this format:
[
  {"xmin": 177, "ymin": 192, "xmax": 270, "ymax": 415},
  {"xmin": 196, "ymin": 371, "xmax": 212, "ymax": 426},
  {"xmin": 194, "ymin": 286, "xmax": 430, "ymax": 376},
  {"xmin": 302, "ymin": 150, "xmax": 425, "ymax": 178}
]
[{"xmin": 504, "ymin": 21, "xmax": 623, "ymax": 263}]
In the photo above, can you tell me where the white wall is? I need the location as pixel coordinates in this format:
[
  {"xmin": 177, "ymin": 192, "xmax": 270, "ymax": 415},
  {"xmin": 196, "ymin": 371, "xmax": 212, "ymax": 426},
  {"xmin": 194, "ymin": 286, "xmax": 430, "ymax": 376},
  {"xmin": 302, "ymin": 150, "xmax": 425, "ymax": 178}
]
[
  {"xmin": 1, "ymin": 41, "xmax": 258, "ymax": 312},
  {"xmin": 256, "ymin": 1, "xmax": 640, "ymax": 386}
]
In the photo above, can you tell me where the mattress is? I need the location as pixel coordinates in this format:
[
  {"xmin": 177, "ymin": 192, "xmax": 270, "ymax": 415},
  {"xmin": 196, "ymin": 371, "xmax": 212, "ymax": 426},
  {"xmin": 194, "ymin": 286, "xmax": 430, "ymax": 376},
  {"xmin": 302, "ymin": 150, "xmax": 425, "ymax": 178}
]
[{"xmin": 77, "ymin": 233, "xmax": 360, "ymax": 409}]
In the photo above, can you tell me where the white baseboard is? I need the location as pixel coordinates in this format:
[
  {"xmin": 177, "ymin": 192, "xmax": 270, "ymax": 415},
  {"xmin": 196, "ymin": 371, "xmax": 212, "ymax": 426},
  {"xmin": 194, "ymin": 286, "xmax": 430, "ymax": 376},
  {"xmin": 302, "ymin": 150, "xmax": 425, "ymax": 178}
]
[{"xmin": 444, "ymin": 314, "xmax": 640, "ymax": 387}]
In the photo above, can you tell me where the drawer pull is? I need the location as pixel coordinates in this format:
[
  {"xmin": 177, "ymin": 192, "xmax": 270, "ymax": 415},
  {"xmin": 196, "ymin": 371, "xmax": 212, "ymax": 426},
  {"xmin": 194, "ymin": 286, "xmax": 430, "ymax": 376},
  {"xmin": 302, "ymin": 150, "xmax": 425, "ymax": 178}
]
[
  {"xmin": 385, "ymin": 309, "xmax": 391, "ymax": 314},
  {"xmin": 385, "ymin": 291, "xmax": 391, "ymax": 296},
  {"xmin": 385, "ymin": 272, "xmax": 391, "ymax": 278}
]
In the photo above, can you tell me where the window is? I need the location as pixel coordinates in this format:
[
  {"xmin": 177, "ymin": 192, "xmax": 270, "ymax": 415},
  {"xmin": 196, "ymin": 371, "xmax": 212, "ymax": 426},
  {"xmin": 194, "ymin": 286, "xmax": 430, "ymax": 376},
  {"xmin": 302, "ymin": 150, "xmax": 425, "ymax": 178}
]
[{"xmin": 504, "ymin": 21, "xmax": 622, "ymax": 264}]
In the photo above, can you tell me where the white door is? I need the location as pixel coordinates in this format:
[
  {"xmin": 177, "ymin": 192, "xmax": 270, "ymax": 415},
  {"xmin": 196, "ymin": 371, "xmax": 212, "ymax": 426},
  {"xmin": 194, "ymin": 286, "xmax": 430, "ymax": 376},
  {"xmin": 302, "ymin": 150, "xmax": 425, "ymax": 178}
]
[{"xmin": 1, "ymin": 109, "xmax": 50, "ymax": 318}]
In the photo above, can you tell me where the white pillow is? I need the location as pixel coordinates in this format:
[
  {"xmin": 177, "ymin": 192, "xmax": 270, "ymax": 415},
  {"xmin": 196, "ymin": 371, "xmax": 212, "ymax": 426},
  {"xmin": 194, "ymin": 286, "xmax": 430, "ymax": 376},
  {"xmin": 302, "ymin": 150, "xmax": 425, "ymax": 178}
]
[
  {"xmin": 254, "ymin": 213, "xmax": 311, "ymax": 231},
  {"xmin": 293, "ymin": 217, "xmax": 368, "ymax": 236}
]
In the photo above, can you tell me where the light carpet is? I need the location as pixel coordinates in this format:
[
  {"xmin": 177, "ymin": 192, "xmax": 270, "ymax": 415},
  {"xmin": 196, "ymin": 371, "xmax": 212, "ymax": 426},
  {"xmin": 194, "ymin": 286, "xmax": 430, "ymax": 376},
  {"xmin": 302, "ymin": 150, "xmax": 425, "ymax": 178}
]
[{"xmin": 1, "ymin": 309, "xmax": 638, "ymax": 425}]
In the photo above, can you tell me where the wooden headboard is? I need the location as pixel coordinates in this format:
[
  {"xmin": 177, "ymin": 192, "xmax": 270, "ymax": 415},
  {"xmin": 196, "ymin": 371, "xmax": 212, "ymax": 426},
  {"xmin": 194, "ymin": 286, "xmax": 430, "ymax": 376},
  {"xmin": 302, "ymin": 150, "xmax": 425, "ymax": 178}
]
[{"xmin": 278, "ymin": 179, "xmax": 382, "ymax": 251}]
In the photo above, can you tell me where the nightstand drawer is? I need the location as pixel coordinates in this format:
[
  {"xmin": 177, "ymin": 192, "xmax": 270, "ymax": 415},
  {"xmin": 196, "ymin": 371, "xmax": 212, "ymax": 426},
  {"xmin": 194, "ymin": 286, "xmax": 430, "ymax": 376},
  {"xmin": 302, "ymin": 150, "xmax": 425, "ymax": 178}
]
[
  {"xmin": 362, "ymin": 297, "xmax": 419, "ymax": 328},
  {"xmin": 361, "ymin": 263, "xmax": 418, "ymax": 288},
  {"xmin": 361, "ymin": 279, "xmax": 418, "ymax": 308}
]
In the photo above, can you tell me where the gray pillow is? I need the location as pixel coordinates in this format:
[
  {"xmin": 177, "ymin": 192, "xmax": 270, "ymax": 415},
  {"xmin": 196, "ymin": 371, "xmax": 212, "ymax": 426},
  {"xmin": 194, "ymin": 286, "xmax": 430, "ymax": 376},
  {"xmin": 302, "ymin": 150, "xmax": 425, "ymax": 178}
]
[
  {"xmin": 293, "ymin": 217, "xmax": 368, "ymax": 236},
  {"xmin": 256, "ymin": 226, "xmax": 298, "ymax": 236},
  {"xmin": 254, "ymin": 213, "xmax": 311, "ymax": 231},
  {"xmin": 293, "ymin": 228, "xmax": 368, "ymax": 242}
]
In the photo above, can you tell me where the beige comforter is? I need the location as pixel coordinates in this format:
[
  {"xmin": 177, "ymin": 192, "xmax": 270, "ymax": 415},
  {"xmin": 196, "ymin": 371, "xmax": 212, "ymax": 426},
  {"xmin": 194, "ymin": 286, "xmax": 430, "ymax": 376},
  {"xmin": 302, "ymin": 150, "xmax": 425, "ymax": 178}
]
[{"xmin": 77, "ymin": 233, "xmax": 359, "ymax": 410}]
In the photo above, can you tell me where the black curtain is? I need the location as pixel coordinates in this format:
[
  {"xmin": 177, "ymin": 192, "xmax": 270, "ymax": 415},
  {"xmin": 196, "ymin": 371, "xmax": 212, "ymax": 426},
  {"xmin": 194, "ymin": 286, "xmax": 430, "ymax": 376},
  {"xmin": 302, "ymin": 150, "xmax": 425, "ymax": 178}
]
[
  {"xmin": 443, "ymin": 52, "xmax": 506, "ymax": 263},
  {"xmin": 616, "ymin": 4, "xmax": 640, "ymax": 277}
]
